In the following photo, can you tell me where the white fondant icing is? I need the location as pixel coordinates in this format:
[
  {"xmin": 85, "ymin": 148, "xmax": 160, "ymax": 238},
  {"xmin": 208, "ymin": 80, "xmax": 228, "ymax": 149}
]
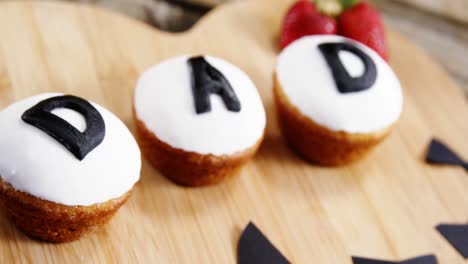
[
  {"xmin": 51, "ymin": 108, "xmax": 87, "ymax": 132},
  {"xmin": 134, "ymin": 55, "xmax": 266, "ymax": 156},
  {"xmin": 276, "ymin": 35, "xmax": 403, "ymax": 133},
  {"xmin": 0, "ymin": 93, "xmax": 141, "ymax": 206}
]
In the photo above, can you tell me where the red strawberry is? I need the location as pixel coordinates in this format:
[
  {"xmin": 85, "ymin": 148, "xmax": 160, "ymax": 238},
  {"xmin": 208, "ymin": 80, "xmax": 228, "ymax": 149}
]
[
  {"xmin": 338, "ymin": 2, "xmax": 389, "ymax": 61},
  {"xmin": 280, "ymin": 0, "xmax": 337, "ymax": 50}
]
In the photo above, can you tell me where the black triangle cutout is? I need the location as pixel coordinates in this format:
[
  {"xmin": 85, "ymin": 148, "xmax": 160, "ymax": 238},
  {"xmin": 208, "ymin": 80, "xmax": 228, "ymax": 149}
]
[
  {"xmin": 352, "ymin": 255, "xmax": 437, "ymax": 264},
  {"xmin": 238, "ymin": 222, "xmax": 289, "ymax": 264},
  {"xmin": 426, "ymin": 139, "xmax": 467, "ymax": 170},
  {"xmin": 437, "ymin": 224, "xmax": 468, "ymax": 258}
]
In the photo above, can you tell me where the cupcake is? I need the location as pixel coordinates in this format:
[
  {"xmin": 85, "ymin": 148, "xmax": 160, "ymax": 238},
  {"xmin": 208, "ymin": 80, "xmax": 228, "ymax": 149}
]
[
  {"xmin": 134, "ymin": 55, "xmax": 266, "ymax": 186},
  {"xmin": 274, "ymin": 35, "xmax": 403, "ymax": 165},
  {"xmin": 0, "ymin": 93, "xmax": 141, "ymax": 242}
]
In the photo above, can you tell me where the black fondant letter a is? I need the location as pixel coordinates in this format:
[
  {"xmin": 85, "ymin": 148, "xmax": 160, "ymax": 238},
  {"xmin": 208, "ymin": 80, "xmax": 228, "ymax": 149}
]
[
  {"xmin": 188, "ymin": 56, "xmax": 241, "ymax": 114},
  {"xmin": 318, "ymin": 42, "xmax": 377, "ymax": 93},
  {"xmin": 22, "ymin": 95, "xmax": 105, "ymax": 161}
]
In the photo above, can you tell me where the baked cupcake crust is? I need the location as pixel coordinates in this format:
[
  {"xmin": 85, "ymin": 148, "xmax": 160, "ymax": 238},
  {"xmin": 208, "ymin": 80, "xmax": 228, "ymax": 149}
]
[
  {"xmin": 0, "ymin": 176, "xmax": 132, "ymax": 243},
  {"xmin": 274, "ymin": 75, "xmax": 393, "ymax": 165},
  {"xmin": 135, "ymin": 113, "xmax": 263, "ymax": 186}
]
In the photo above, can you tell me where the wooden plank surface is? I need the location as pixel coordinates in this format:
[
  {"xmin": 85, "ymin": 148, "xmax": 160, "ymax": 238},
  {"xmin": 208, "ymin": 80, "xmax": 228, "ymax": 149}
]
[
  {"xmin": 394, "ymin": 0, "xmax": 468, "ymax": 24},
  {"xmin": 371, "ymin": 0, "xmax": 468, "ymax": 94},
  {"xmin": 0, "ymin": 0, "xmax": 467, "ymax": 263}
]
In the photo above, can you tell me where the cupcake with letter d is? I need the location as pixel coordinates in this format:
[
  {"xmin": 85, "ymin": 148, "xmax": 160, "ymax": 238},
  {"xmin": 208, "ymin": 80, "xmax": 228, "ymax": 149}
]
[
  {"xmin": 274, "ymin": 35, "xmax": 403, "ymax": 165},
  {"xmin": 0, "ymin": 93, "xmax": 141, "ymax": 242}
]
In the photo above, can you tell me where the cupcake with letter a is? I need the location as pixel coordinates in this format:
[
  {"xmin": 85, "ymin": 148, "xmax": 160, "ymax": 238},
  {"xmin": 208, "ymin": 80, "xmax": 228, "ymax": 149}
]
[
  {"xmin": 274, "ymin": 35, "xmax": 403, "ymax": 165},
  {"xmin": 0, "ymin": 93, "xmax": 141, "ymax": 242},
  {"xmin": 134, "ymin": 55, "xmax": 266, "ymax": 186}
]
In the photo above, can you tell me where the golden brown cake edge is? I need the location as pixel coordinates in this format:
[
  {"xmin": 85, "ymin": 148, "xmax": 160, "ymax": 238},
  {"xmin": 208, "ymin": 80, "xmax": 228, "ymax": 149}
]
[
  {"xmin": 134, "ymin": 110, "xmax": 264, "ymax": 186},
  {"xmin": 273, "ymin": 73, "xmax": 394, "ymax": 166},
  {"xmin": 0, "ymin": 177, "xmax": 132, "ymax": 243}
]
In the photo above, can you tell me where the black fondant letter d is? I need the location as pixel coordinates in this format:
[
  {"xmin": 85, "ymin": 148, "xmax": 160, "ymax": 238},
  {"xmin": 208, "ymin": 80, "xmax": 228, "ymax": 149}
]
[
  {"xmin": 318, "ymin": 42, "xmax": 377, "ymax": 93},
  {"xmin": 22, "ymin": 95, "xmax": 105, "ymax": 161},
  {"xmin": 188, "ymin": 56, "xmax": 241, "ymax": 114}
]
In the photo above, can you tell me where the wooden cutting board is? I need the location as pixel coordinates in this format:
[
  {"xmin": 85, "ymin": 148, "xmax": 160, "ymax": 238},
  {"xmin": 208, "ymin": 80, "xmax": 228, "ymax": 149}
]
[{"xmin": 0, "ymin": 0, "xmax": 467, "ymax": 263}]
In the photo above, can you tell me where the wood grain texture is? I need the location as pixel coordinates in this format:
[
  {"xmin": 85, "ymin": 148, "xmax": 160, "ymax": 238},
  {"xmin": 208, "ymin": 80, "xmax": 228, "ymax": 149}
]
[
  {"xmin": 0, "ymin": 0, "xmax": 467, "ymax": 263},
  {"xmin": 371, "ymin": 0, "xmax": 468, "ymax": 94},
  {"xmin": 394, "ymin": 0, "xmax": 468, "ymax": 24}
]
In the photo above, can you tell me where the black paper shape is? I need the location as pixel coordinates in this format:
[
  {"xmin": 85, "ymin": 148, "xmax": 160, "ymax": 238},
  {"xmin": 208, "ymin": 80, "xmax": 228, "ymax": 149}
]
[
  {"xmin": 352, "ymin": 255, "xmax": 438, "ymax": 264},
  {"xmin": 238, "ymin": 222, "xmax": 289, "ymax": 264},
  {"xmin": 188, "ymin": 56, "xmax": 241, "ymax": 114},
  {"xmin": 22, "ymin": 95, "xmax": 105, "ymax": 161},
  {"xmin": 426, "ymin": 139, "xmax": 468, "ymax": 170},
  {"xmin": 318, "ymin": 42, "xmax": 377, "ymax": 94},
  {"xmin": 436, "ymin": 224, "xmax": 468, "ymax": 258}
]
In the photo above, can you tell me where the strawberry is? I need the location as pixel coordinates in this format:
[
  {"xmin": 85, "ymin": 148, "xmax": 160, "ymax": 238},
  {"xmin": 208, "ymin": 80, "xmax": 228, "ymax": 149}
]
[
  {"xmin": 338, "ymin": 2, "xmax": 389, "ymax": 61},
  {"xmin": 279, "ymin": 0, "xmax": 337, "ymax": 50}
]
